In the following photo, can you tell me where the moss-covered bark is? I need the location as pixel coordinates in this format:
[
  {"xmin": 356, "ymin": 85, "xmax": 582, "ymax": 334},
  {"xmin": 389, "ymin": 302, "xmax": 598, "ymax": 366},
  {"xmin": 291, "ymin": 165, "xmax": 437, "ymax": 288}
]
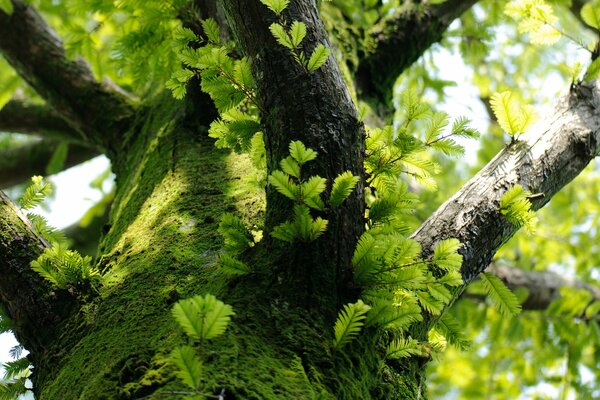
[{"xmin": 24, "ymin": 88, "xmax": 425, "ymax": 399}]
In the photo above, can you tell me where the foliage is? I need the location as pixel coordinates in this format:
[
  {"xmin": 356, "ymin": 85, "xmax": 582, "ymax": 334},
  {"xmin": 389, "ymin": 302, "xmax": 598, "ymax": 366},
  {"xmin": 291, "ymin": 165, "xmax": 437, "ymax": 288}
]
[
  {"xmin": 269, "ymin": 140, "xmax": 358, "ymax": 242},
  {"xmin": 170, "ymin": 294, "xmax": 234, "ymax": 394},
  {"xmin": 499, "ymin": 184, "xmax": 537, "ymax": 233},
  {"xmin": 31, "ymin": 243, "xmax": 101, "ymax": 292}
]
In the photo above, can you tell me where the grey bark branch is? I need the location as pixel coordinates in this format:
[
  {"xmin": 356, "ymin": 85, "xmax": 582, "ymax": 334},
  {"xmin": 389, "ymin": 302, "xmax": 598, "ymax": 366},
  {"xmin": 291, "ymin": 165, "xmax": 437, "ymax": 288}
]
[
  {"xmin": 0, "ymin": 140, "xmax": 99, "ymax": 189},
  {"xmin": 412, "ymin": 80, "xmax": 600, "ymax": 287},
  {"xmin": 0, "ymin": 99, "xmax": 82, "ymax": 143},
  {"xmin": 0, "ymin": 190, "xmax": 76, "ymax": 356},
  {"xmin": 356, "ymin": 0, "xmax": 479, "ymax": 101},
  {"xmin": 0, "ymin": 0, "xmax": 135, "ymax": 153},
  {"xmin": 486, "ymin": 262, "xmax": 600, "ymax": 311}
]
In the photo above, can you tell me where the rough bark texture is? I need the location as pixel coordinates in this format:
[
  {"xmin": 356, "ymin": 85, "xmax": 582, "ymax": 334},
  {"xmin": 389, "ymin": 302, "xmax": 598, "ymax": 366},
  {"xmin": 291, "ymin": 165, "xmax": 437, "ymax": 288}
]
[
  {"xmin": 487, "ymin": 263, "xmax": 600, "ymax": 311},
  {"xmin": 0, "ymin": 99, "xmax": 82, "ymax": 143},
  {"xmin": 220, "ymin": 0, "xmax": 366, "ymax": 312},
  {"xmin": 413, "ymin": 81, "xmax": 600, "ymax": 286},
  {"xmin": 356, "ymin": 0, "xmax": 479, "ymax": 101},
  {"xmin": 0, "ymin": 140, "xmax": 99, "ymax": 188},
  {"xmin": 0, "ymin": 0, "xmax": 134, "ymax": 152},
  {"xmin": 0, "ymin": 191, "xmax": 75, "ymax": 358}
]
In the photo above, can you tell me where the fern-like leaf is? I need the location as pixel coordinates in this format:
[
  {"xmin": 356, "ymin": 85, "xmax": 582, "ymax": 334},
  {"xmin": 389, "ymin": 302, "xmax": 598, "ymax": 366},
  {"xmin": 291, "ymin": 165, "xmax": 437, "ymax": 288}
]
[
  {"xmin": 218, "ymin": 213, "xmax": 254, "ymax": 254},
  {"xmin": 307, "ymin": 44, "xmax": 330, "ymax": 71},
  {"xmin": 433, "ymin": 238, "xmax": 463, "ymax": 272},
  {"xmin": 259, "ymin": 0, "xmax": 290, "ymax": 15},
  {"xmin": 201, "ymin": 18, "xmax": 220, "ymax": 43},
  {"xmin": 170, "ymin": 345, "xmax": 202, "ymax": 390},
  {"xmin": 19, "ymin": 176, "xmax": 52, "ymax": 210},
  {"xmin": 434, "ymin": 313, "xmax": 471, "ymax": 350},
  {"xmin": 269, "ymin": 23, "xmax": 293, "ymax": 49},
  {"xmin": 289, "ymin": 140, "xmax": 317, "ymax": 164},
  {"xmin": 333, "ymin": 300, "xmax": 370, "ymax": 350},
  {"xmin": 480, "ymin": 272, "xmax": 522, "ymax": 317},
  {"xmin": 289, "ymin": 21, "xmax": 307, "ymax": 48},
  {"xmin": 269, "ymin": 170, "xmax": 299, "ymax": 201},
  {"xmin": 172, "ymin": 294, "xmax": 235, "ymax": 341},
  {"xmin": 386, "ymin": 337, "xmax": 423, "ymax": 359},
  {"xmin": 219, "ymin": 254, "xmax": 251, "ymax": 277},
  {"xmin": 330, "ymin": 171, "xmax": 359, "ymax": 208}
]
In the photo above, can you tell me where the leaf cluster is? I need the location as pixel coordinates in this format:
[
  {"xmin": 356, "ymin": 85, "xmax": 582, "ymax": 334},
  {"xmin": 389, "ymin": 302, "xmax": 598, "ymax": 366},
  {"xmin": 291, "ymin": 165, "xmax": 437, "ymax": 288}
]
[
  {"xmin": 269, "ymin": 141, "xmax": 359, "ymax": 242},
  {"xmin": 31, "ymin": 243, "xmax": 101, "ymax": 292},
  {"xmin": 499, "ymin": 184, "xmax": 538, "ymax": 233},
  {"xmin": 260, "ymin": 0, "xmax": 330, "ymax": 72},
  {"xmin": 170, "ymin": 294, "xmax": 234, "ymax": 393}
]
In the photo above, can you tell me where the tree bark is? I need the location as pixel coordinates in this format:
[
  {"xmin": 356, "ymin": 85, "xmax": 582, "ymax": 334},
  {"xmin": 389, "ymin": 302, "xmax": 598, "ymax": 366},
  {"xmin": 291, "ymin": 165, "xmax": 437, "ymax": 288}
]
[
  {"xmin": 0, "ymin": 0, "xmax": 135, "ymax": 153},
  {"xmin": 0, "ymin": 191, "xmax": 76, "ymax": 359},
  {"xmin": 0, "ymin": 99, "xmax": 82, "ymax": 143},
  {"xmin": 220, "ymin": 0, "xmax": 365, "ymax": 311}
]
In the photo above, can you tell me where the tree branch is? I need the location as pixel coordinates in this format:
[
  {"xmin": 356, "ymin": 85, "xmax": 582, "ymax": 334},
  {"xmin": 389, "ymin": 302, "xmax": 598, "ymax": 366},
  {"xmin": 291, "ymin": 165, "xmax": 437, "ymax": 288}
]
[
  {"xmin": 0, "ymin": 99, "xmax": 82, "ymax": 143},
  {"xmin": 412, "ymin": 80, "xmax": 600, "ymax": 288},
  {"xmin": 0, "ymin": 140, "xmax": 99, "ymax": 189},
  {"xmin": 0, "ymin": 1, "xmax": 135, "ymax": 152},
  {"xmin": 0, "ymin": 190, "xmax": 76, "ymax": 357},
  {"xmin": 486, "ymin": 262, "xmax": 600, "ymax": 311},
  {"xmin": 220, "ymin": 0, "xmax": 365, "ymax": 310},
  {"xmin": 356, "ymin": 0, "xmax": 479, "ymax": 101}
]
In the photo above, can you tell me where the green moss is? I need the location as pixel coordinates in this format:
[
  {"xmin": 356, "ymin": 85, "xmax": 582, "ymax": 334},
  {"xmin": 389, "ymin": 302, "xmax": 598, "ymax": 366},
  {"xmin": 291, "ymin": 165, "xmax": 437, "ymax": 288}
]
[{"xmin": 34, "ymin": 94, "xmax": 425, "ymax": 399}]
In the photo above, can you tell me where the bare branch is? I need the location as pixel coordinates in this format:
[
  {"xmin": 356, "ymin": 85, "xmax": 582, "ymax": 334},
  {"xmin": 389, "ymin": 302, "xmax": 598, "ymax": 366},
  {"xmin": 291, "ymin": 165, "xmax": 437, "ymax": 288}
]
[
  {"xmin": 0, "ymin": 99, "xmax": 82, "ymax": 143},
  {"xmin": 356, "ymin": 0, "xmax": 479, "ymax": 101},
  {"xmin": 412, "ymin": 81, "xmax": 600, "ymax": 287},
  {"xmin": 486, "ymin": 262, "xmax": 600, "ymax": 311},
  {"xmin": 0, "ymin": 1, "xmax": 135, "ymax": 152},
  {"xmin": 0, "ymin": 190, "xmax": 77, "ymax": 357},
  {"xmin": 0, "ymin": 140, "xmax": 99, "ymax": 188}
]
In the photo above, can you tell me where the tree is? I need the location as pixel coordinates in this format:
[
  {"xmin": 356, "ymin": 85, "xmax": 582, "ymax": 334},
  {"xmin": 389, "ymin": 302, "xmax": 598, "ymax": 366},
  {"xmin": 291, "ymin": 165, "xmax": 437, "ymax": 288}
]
[{"xmin": 1, "ymin": 0, "xmax": 600, "ymax": 398}]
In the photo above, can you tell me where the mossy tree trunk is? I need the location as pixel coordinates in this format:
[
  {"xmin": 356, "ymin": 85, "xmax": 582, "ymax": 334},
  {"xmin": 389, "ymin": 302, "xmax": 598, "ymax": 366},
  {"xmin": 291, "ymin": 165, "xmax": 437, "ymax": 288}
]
[{"xmin": 2, "ymin": 1, "xmax": 600, "ymax": 399}]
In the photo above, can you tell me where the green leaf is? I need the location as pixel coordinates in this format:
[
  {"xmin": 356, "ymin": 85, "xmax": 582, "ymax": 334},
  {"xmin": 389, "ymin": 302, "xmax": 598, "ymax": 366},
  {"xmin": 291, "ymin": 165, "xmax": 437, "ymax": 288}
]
[
  {"xmin": 585, "ymin": 58, "xmax": 600, "ymax": 82},
  {"xmin": 171, "ymin": 294, "xmax": 235, "ymax": 340},
  {"xmin": 433, "ymin": 238, "xmax": 463, "ymax": 272},
  {"xmin": 0, "ymin": 0, "xmax": 13, "ymax": 15},
  {"xmin": 500, "ymin": 184, "xmax": 537, "ymax": 233},
  {"xmin": 269, "ymin": 170, "xmax": 299, "ymax": 201},
  {"xmin": 289, "ymin": 21, "xmax": 307, "ymax": 48},
  {"xmin": 434, "ymin": 313, "xmax": 471, "ymax": 350},
  {"xmin": 333, "ymin": 300, "xmax": 371, "ymax": 350},
  {"xmin": 365, "ymin": 300, "xmax": 423, "ymax": 330},
  {"xmin": 170, "ymin": 346, "xmax": 202, "ymax": 390},
  {"xmin": 280, "ymin": 156, "xmax": 301, "ymax": 178},
  {"xmin": 202, "ymin": 18, "xmax": 221, "ymax": 43},
  {"xmin": 259, "ymin": 0, "xmax": 290, "ymax": 15},
  {"xmin": 490, "ymin": 91, "xmax": 537, "ymax": 135},
  {"xmin": 424, "ymin": 111, "xmax": 449, "ymax": 143},
  {"xmin": 416, "ymin": 291, "xmax": 445, "ymax": 315},
  {"xmin": 19, "ymin": 176, "xmax": 52, "ymax": 210},
  {"xmin": 301, "ymin": 176, "xmax": 327, "ymax": 200},
  {"xmin": 386, "ymin": 337, "xmax": 423, "ymax": 359},
  {"xmin": 218, "ymin": 213, "xmax": 253, "ymax": 254},
  {"xmin": 219, "ymin": 254, "xmax": 251, "ymax": 277},
  {"xmin": 480, "ymin": 272, "xmax": 522, "ymax": 317},
  {"xmin": 581, "ymin": 3, "xmax": 600, "ymax": 29},
  {"xmin": 330, "ymin": 172, "xmax": 359, "ymax": 208},
  {"xmin": 234, "ymin": 58, "xmax": 254, "ymax": 89},
  {"xmin": 269, "ymin": 23, "xmax": 293, "ymax": 49},
  {"xmin": 307, "ymin": 44, "xmax": 330, "ymax": 71},
  {"xmin": 289, "ymin": 140, "xmax": 317, "ymax": 164}
]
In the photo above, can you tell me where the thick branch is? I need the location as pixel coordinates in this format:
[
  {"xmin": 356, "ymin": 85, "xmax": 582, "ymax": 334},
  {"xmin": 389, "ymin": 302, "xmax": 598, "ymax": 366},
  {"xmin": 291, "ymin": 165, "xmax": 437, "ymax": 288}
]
[
  {"xmin": 412, "ymin": 81, "xmax": 600, "ymax": 287},
  {"xmin": 220, "ymin": 0, "xmax": 365, "ymax": 310},
  {"xmin": 356, "ymin": 0, "xmax": 478, "ymax": 101},
  {"xmin": 0, "ymin": 1, "xmax": 135, "ymax": 152},
  {"xmin": 486, "ymin": 263, "xmax": 600, "ymax": 311},
  {"xmin": 0, "ymin": 191, "xmax": 76, "ymax": 356},
  {"xmin": 0, "ymin": 140, "xmax": 99, "ymax": 189},
  {"xmin": 0, "ymin": 99, "xmax": 81, "ymax": 143}
]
